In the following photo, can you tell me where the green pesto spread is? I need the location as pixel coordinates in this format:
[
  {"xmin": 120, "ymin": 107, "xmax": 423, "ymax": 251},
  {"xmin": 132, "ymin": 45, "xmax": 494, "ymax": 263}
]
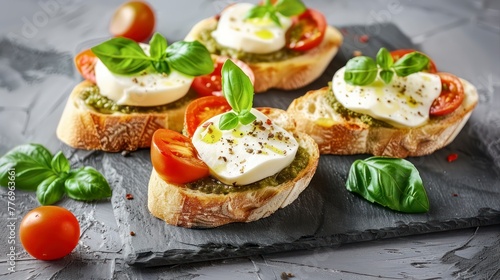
[
  {"xmin": 186, "ymin": 146, "xmax": 310, "ymax": 195},
  {"xmin": 198, "ymin": 27, "xmax": 301, "ymax": 63},
  {"xmin": 79, "ymin": 85, "xmax": 195, "ymax": 114},
  {"xmin": 327, "ymin": 84, "xmax": 392, "ymax": 128}
]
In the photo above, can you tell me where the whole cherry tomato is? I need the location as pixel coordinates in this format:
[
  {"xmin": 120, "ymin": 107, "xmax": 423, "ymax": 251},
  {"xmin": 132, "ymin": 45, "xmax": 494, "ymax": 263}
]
[
  {"xmin": 109, "ymin": 1, "xmax": 155, "ymax": 42},
  {"xmin": 20, "ymin": 206, "xmax": 80, "ymax": 260}
]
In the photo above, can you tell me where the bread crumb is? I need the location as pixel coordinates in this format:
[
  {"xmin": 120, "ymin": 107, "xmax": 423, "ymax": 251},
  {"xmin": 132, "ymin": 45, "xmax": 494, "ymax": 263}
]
[
  {"xmin": 281, "ymin": 272, "xmax": 294, "ymax": 279},
  {"xmin": 353, "ymin": 50, "xmax": 363, "ymax": 57}
]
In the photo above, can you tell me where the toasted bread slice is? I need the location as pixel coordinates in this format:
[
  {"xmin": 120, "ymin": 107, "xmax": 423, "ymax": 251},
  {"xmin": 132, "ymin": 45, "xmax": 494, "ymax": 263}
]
[
  {"xmin": 286, "ymin": 79, "xmax": 478, "ymax": 157},
  {"xmin": 56, "ymin": 81, "xmax": 193, "ymax": 152},
  {"xmin": 185, "ymin": 17, "xmax": 343, "ymax": 93},
  {"xmin": 148, "ymin": 109, "xmax": 319, "ymax": 228}
]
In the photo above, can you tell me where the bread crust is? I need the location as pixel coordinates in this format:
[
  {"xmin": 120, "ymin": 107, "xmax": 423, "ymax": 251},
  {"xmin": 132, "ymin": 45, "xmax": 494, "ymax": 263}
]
[
  {"xmin": 148, "ymin": 110, "xmax": 319, "ymax": 228},
  {"xmin": 184, "ymin": 17, "xmax": 343, "ymax": 93},
  {"xmin": 56, "ymin": 81, "xmax": 190, "ymax": 152},
  {"xmin": 287, "ymin": 79, "xmax": 479, "ymax": 157}
]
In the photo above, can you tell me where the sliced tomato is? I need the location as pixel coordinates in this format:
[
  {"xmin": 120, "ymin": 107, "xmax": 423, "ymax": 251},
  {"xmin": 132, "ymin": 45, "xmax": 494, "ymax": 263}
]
[
  {"xmin": 390, "ymin": 49, "xmax": 437, "ymax": 73},
  {"xmin": 430, "ymin": 72, "xmax": 464, "ymax": 116},
  {"xmin": 286, "ymin": 8, "xmax": 327, "ymax": 52},
  {"xmin": 151, "ymin": 129, "xmax": 209, "ymax": 184},
  {"xmin": 75, "ymin": 49, "xmax": 97, "ymax": 83},
  {"xmin": 191, "ymin": 56, "xmax": 255, "ymax": 97},
  {"xmin": 184, "ymin": 96, "xmax": 231, "ymax": 138},
  {"xmin": 109, "ymin": 1, "xmax": 155, "ymax": 42}
]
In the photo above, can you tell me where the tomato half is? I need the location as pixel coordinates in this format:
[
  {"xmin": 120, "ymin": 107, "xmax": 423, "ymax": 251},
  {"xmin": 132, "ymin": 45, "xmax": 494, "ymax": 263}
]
[
  {"xmin": 151, "ymin": 129, "xmax": 209, "ymax": 184},
  {"xmin": 109, "ymin": 1, "xmax": 155, "ymax": 42},
  {"xmin": 20, "ymin": 206, "xmax": 80, "ymax": 260},
  {"xmin": 75, "ymin": 49, "xmax": 97, "ymax": 83},
  {"xmin": 191, "ymin": 56, "xmax": 255, "ymax": 97},
  {"xmin": 430, "ymin": 72, "xmax": 464, "ymax": 116},
  {"xmin": 286, "ymin": 8, "xmax": 327, "ymax": 52},
  {"xmin": 390, "ymin": 49, "xmax": 438, "ymax": 73},
  {"xmin": 184, "ymin": 96, "xmax": 231, "ymax": 138}
]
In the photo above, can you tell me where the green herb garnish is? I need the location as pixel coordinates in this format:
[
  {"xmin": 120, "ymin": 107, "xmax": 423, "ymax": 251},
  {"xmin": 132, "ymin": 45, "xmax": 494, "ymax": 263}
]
[
  {"xmin": 0, "ymin": 144, "xmax": 112, "ymax": 205},
  {"xmin": 346, "ymin": 156, "xmax": 429, "ymax": 213},
  {"xmin": 344, "ymin": 47, "xmax": 430, "ymax": 86},
  {"xmin": 91, "ymin": 32, "xmax": 214, "ymax": 76},
  {"xmin": 219, "ymin": 60, "xmax": 256, "ymax": 130},
  {"xmin": 245, "ymin": 0, "xmax": 306, "ymax": 27}
]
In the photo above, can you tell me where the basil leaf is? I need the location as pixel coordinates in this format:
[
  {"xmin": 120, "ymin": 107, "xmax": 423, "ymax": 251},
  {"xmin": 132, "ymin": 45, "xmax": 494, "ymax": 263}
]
[
  {"xmin": 64, "ymin": 167, "xmax": 112, "ymax": 201},
  {"xmin": 222, "ymin": 59, "xmax": 254, "ymax": 113},
  {"xmin": 0, "ymin": 143, "xmax": 55, "ymax": 190},
  {"xmin": 91, "ymin": 37, "xmax": 151, "ymax": 75},
  {"xmin": 245, "ymin": 5, "xmax": 269, "ymax": 20},
  {"xmin": 152, "ymin": 60, "xmax": 170, "ymax": 75},
  {"xmin": 392, "ymin": 52, "xmax": 430, "ymax": 77},
  {"xmin": 219, "ymin": 112, "xmax": 239, "ymax": 130},
  {"xmin": 239, "ymin": 110, "xmax": 257, "ymax": 125},
  {"xmin": 376, "ymin": 47, "xmax": 393, "ymax": 70},
  {"xmin": 166, "ymin": 41, "xmax": 214, "ymax": 76},
  {"xmin": 36, "ymin": 175, "xmax": 65, "ymax": 205},
  {"xmin": 275, "ymin": 0, "xmax": 306, "ymax": 17},
  {"xmin": 344, "ymin": 56, "xmax": 378, "ymax": 86},
  {"xmin": 379, "ymin": 70, "xmax": 394, "ymax": 84},
  {"xmin": 346, "ymin": 156, "xmax": 429, "ymax": 213},
  {"xmin": 149, "ymin": 32, "xmax": 167, "ymax": 60},
  {"xmin": 51, "ymin": 151, "xmax": 70, "ymax": 174}
]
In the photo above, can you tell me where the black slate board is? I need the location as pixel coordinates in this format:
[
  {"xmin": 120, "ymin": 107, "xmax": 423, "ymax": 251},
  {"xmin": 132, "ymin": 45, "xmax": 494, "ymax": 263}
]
[{"xmin": 84, "ymin": 23, "xmax": 500, "ymax": 267}]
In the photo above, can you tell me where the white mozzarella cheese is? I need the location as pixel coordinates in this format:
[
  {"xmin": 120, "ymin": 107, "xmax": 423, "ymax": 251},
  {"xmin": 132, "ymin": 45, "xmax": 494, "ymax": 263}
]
[
  {"xmin": 332, "ymin": 67, "xmax": 442, "ymax": 127},
  {"xmin": 94, "ymin": 44, "xmax": 193, "ymax": 107},
  {"xmin": 211, "ymin": 3, "xmax": 292, "ymax": 54},
  {"xmin": 192, "ymin": 108, "xmax": 298, "ymax": 185}
]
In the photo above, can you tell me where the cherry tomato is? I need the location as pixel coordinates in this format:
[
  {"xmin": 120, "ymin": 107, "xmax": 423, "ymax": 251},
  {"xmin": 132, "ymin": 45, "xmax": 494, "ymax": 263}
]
[
  {"xmin": 151, "ymin": 129, "xmax": 209, "ymax": 184},
  {"xmin": 184, "ymin": 96, "xmax": 231, "ymax": 138},
  {"xmin": 390, "ymin": 49, "xmax": 438, "ymax": 73},
  {"xmin": 20, "ymin": 206, "xmax": 80, "ymax": 261},
  {"xmin": 74, "ymin": 49, "xmax": 97, "ymax": 83},
  {"xmin": 191, "ymin": 57, "xmax": 255, "ymax": 97},
  {"xmin": 109, "ymin": 1, "xmax": 155, "ymax": 42},
  {"xmin": 286, "ymin": 9, "xmax": 327, "ymax": 52},
  {"xmin": 430, "ymin": 72, "xmax": 464, "ymax": 116}
]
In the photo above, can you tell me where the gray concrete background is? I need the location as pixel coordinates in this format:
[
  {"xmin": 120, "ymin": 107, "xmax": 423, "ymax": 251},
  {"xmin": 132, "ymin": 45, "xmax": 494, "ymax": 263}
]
[{"xmin": 0, "ymin": 0, "xmax": 499, "ymax": 279}]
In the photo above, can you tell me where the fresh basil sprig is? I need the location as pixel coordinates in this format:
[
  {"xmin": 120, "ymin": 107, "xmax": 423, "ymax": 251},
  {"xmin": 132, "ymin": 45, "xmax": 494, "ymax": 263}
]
[
  {"xmin": 245, "ymin": 0, "xmax": 306, "ymax": 27},
  {"xmin": 344, "ymin": 47, "xmax": 430, "ymax": 86},
  {"xmin": 345, "ymin": 156, "xmax": 429, "ymax": 213},
  {"xmin": 219, "ymin": 60, "xmax": 256, "ymax": 130},
  {"xmin": 91, "ymin": 32, "xmax": 214, "ymax": 76},
  {"xmin": 0, "ymin": 144, "xmax": 111, "ymax": 205}
]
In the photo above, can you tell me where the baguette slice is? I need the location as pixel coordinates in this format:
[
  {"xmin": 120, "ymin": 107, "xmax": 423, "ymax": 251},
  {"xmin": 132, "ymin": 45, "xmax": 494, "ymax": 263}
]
[
  {"xmin": 185, "ymin": 17, "xmax": 343, "ymax": 93},
  {"xmin": 57, "ymin": 81, "xmax": 192, "ymax": 152},
  {"xmin": 287, "ymin": 79, "xmax": 479, "ymax": 157},
  {"xmin": 148, "ymin": 109, "xmax": 319, "ymax": 228}
]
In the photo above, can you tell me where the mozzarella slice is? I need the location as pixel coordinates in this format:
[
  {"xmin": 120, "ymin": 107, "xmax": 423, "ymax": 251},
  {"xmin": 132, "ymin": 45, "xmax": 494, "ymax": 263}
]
[
  {"xmin": 94, "ymin": 44, "xmax": 193, "ymax": 107},
  {"xmin": 192, "ymin": 108, "xmax": 298, "ymax": 185},
  {"xmin": 211, "ymin": 3, "xmax": 292, "ymax": 54},
  {"xmin": 332, "ymin": 67, "xmax": 442, "ymax": 127}
]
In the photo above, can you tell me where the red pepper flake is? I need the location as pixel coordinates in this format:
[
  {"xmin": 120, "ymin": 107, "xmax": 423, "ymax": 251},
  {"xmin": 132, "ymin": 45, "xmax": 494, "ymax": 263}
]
[
  {"xmin": 447, "ymin": 153, "xmax": 458, "ymax": 162},
  {"xmin": 359, "ymin": 34, "xmax": 369, "ymax": 43},
  {"xmin": 126, "ymin": 193, "xmax": 134, "ymax": 200},
  {"xmin": 266, "ymin": 119, "xmax": 272, "ymax": 125},
  {"xmin": 452, "ymin": 193, "xmax": 459, "ymax": 197},
  {"xmin": 130, "ymin": 231, "xmax": 136, "ymax": 236}
]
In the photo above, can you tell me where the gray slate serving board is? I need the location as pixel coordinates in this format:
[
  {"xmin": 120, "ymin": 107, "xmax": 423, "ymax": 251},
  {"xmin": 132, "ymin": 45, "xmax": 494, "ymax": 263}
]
[{"xmin": 63, "ymin": 23, "xmax": 500, "ymax": 267}]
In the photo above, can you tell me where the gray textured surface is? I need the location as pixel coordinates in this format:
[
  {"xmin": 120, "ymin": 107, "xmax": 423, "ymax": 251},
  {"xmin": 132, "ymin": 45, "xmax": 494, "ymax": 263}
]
[{"xmin": 1, "ymin": 0, "xmax": 500, "ymax": 279}]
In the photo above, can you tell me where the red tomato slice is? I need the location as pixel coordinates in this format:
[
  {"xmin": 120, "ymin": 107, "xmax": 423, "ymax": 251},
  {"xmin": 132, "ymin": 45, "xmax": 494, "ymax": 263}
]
[
  {"xmin": 151, "ymin": 129, "xmax": 209, "ymax": 184},
  {"xmin": 390, "ymin": 49, "xmax": 438, "ymax": 73},
  {"xmin": 75, "ymin": 49, "xmax": 97, "ymax": 83},
  {"xmin": 184, "ymin": 96, "xmax": 231, "ymax": 138},
  {"xmin": 20, "ymin": 206, "xmax": 80, "ymax": 260},
  {"xmin": 286, "ymin": 8, "xmax": 327, "ymax": 52},
  {"xmin": 109, "ymin": 1, "xmax": 155, "ymax": 42},
  {"xmin": 430, "ymin": 72, "xmax": 465, "ymax": 116},
  {"xmin": 191, "ymin": 56, "xmax": 255, "ymax": 97}
]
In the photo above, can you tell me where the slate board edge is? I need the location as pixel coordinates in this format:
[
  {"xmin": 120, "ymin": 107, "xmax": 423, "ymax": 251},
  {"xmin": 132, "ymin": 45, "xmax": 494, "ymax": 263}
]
[{"xmin": 126, "ymin": 208, "xmax": 500, "ymax": 267}]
